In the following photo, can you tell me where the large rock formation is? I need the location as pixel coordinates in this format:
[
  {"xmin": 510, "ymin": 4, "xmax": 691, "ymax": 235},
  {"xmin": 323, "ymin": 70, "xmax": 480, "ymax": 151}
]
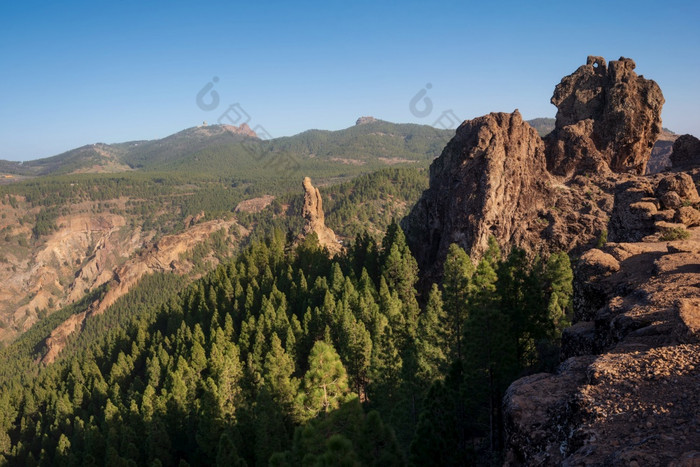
[
  {"xmin": 403, "ymin": 110, "xmax": 616, "ymax": 278},
  {"xmin": 355, "ymin": 116, "xmax": 378, "ymax": 125},
  {"xmin": 298, "ymin": 177, "xmax": 342, "ymax": 255},
  {"xmin": 671, "ymin": 134, "xmax": 700, "ymax": 169},
  {"xmin": 404, "ymin": 56, "xmax": 671, "ymax": 279},
  {"xmin": 546, "ymin": 56, "xmax": 665, "ymax": 176},
  {"xmin": 402, "ymin": 56, "xmax": 700, "ymax": 461},
  {"xmin": 402, "ymin": 111, "xmax": 554, "ymax": 273}
]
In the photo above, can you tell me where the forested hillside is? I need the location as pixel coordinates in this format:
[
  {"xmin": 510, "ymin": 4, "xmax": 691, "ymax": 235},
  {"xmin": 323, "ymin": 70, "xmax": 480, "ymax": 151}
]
[
  {"xmin": 0, "ymin": 222, "xmax": 573, "ymax": 465},
  {"xmin": 0, "ymin": 166, "xmax": 427, "ymax": 345},
  {"xmin": 0, "ymin": 121, "xmax": 453, "ymax": 177}
]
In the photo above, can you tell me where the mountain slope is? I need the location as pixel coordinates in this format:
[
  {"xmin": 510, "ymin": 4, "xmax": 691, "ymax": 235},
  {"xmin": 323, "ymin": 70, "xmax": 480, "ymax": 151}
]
[{"xmin": 0, "ymin": 120, "xmax": 453, "ymax": 177}]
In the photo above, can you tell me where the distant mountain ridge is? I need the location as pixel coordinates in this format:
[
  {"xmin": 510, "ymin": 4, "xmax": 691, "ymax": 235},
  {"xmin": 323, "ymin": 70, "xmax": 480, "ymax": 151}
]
[
  {"xmin": 0, "ymin": 118, "xmax": 572, "ymax": 179},
  {"xmin": 0, "ymin": 120, "xmax": 454, "ymax": 177},
  {"xmin": 0, "ymin": 124, "xmax": 258, "ymax": 176}
]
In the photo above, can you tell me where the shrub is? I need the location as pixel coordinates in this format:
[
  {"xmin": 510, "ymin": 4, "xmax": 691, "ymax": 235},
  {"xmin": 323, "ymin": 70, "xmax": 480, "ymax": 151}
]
[
  {"xmin": 659, "ymin": 227, "xmax": 690, "ymax": 241},
  {"xmin": 596, "ymin": 229, "xmax": 608, "ymax": 248}
]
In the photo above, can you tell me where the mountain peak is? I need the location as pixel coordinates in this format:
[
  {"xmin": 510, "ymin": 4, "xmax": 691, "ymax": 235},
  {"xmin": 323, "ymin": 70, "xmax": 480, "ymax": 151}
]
[
  {"xmin": 221, "ymin": 123, "xmax": 258, "ymax": 138},
  {"xmin": 355, "ymin": 116, "xmax": 377, "ymax": 125}
]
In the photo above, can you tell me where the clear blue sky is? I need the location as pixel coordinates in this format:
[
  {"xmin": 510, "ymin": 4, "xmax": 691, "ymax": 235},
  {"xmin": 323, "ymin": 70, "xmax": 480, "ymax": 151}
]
[{"xmin": 1, "ymin": 0, "xmax": 698, "ymax": 161}]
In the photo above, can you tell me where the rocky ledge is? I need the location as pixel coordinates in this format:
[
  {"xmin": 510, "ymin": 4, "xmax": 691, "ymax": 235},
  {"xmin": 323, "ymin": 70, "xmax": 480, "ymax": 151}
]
[{"xmin": 504, "ymin": 227, "xmax": 700, "ymax": 465}]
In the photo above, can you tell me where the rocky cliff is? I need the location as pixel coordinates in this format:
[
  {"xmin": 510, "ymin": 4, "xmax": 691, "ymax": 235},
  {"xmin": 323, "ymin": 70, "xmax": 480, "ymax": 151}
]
[
  {"xmin": 647, "ymin": 129, "xmax": 679, "ymax": 174},
  {"xmin": 402, "ymin": 111, "xmax": 555, "ymax": 273},
  {"xmin": 404, "ymin": 56, "xmax": 666, "ymax": 279},
  {"xmin": 0, "ymin": 208, "xmax": 138, "ymax": 343},
  {"xmin": 39, "ymin": 217, "xmax": 245, "ymax": 363},
  {"xmin": 402, "ymin": 55, "xmax": 700, "ymax": 462}
]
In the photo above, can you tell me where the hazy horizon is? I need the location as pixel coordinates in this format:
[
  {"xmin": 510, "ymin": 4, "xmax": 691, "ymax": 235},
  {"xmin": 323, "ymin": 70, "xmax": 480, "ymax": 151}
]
[{"xmin": 2, "ymin": 0, "xmax": 699, "ymax": 161}]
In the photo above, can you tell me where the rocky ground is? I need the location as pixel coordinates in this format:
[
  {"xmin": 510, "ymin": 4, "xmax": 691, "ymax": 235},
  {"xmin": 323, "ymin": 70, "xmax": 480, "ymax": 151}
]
[{"xmin": 504, "ymin": 211, "xmax": 700, "ymax": 466}]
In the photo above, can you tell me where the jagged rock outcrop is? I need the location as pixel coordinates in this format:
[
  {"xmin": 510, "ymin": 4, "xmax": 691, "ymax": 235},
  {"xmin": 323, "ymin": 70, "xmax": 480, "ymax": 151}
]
[
  {"xmin": 400, "ymin": 55, "xmax": 698, "ymax": 462},
  {"xmin": 298, "ymin": 177, "xmax": 342, "ymax": 255},
  {"xmin": 221, "ymin": 122, "xmax": 258, "ymax": 138},
  {"xmin": 355, "ymin": 116, "xmax": 377, "ymax": 125},
  {"xmin": 403, "ymin": 109, "xmax": 617, "ymax": 278},
  {"xmin": 403, "ymin": 56, "xmax": 672, "ymax": 279},
  {"xmin": 402, "ymin": 111, "xmax": 554, "ymax": 273},
  {"xmin": 670, "ymin": 134, "xmax": 700, "ymax": 169},
  {"xmin": 546, "ymin": 56, "xmax": 665, "ymax": 176}
]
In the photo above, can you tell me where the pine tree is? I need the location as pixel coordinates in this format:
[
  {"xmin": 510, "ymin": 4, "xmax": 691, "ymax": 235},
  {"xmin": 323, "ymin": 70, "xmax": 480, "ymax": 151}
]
[
  {"xmin": 415, "ymin": 283, "xmax": 448, "ymax": 385},
  {"xmin": 463, "ymin": 251, "xmax": 515, "ymax": 456},
  {"xmin": 336, "ymin": 309, "xmax": 372, "ymax": 400},
  {"xmin": 263, "ymin": 334, "xmax": 299, "ymax": 419},
  {"xmin": 442, "ymin": 243, "xmax": 475, "ymax": 360},
  {"xmin": 216, "ymin": 431, "xmax": 247, "ymax": 467},
  {"xmin": 298, "ymin": 341, "xmax": 352, "ymax": 421},
  {"xmin": 545, "ymin": 251, "xmax": 573, "ymax": 337}
]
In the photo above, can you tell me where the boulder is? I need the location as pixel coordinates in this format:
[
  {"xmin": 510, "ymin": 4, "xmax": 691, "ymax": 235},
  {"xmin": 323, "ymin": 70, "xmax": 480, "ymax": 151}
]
[
  {"xmin": 675, "ymin": 206, "xmax": 700, "ymax": 227},
  {"xmin": 661, "ymin": 191, "xmax": 683, "ymax": 210},
  {"xmin": 579, "ymin": 249, "xmax": 620, "ymax": 277},
  {"xmin": 656, "ymin": 173, "xmax": 700, "ymax": 202},
  {"xmin": 670, "ymin": 134, "xmax": 700, "ymax": 169}
]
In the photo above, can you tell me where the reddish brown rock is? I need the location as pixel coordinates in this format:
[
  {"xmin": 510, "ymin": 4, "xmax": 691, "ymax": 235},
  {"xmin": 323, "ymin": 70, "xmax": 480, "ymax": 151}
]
[
  {"xmin": 656, "ymin": 173, "xmax": 700, "ymax": 203},
  {"xmin": 675, "ymin": 206, "xmax": 700, "ymax": 227},
  {"xmin": 670, "ymin": 134, "xmax": 700, "ymax": 169},
  {"xmin": 545, "ymin": 56, "xmax": 665, "ymax": 176},
  {"xmin": 221, "ymin": 122, "xmax": 258, "ymax": 138},
  {"xmin": 298, "ymin": 177, "xmax": 342, "ymax": 255},
  {"xmin": 579, "ymin": 248, "xmax": 620, "ymax": 276},
  {"xmin": 39, "ymin": 218, "xmax": 246, "ymax": 363},
  {"xmin": 661, "ymin": 191, "xmax": 684, "ymax": 210},
  {"xmin": 505, "ymin": 236, "xmax": 700, "ymax": 465},
  {"xmin": 402, "ymin": 110, "xmax": 554, "ymax": 274}
]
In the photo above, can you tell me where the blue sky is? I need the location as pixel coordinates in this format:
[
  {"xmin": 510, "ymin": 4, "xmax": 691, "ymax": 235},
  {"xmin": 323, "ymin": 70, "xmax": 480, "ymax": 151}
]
[{"xmin": 1, "ymin": 0, "xmax": 698, "ymax": 161}]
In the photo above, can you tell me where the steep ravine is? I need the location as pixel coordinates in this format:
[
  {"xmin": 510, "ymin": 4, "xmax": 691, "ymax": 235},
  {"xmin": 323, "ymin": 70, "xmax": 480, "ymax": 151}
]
[
  {"xmin": 0, "ymin": 207, "xmax": 141, "ymax": 343},
  {"xmin": 39, "ymin": 217, "xmax": 246, "ymax": 363}
]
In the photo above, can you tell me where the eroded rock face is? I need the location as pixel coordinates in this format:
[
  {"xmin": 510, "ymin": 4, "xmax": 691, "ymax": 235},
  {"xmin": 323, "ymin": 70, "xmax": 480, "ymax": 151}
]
[
  {"xmin": 670, "ymin": 134, "xmax": 700, "ymax": 169},
  {"xmin": 221, "ymin": 123, "xmax": 258, "ymax": 138},
  {"xmin": 39, "ymin": 218, "xmax": 247, "ymax": 364},
  {"xmin": 545, "ymin": 56, "xmax": 665, "ymax": 176},
  {"xmin": 299, "ymin": 177, "xmax": 342, "ymax": 255},
  {"xmin": 402, "ymin": 111, "xmax": 554, "ymax": 274}
]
